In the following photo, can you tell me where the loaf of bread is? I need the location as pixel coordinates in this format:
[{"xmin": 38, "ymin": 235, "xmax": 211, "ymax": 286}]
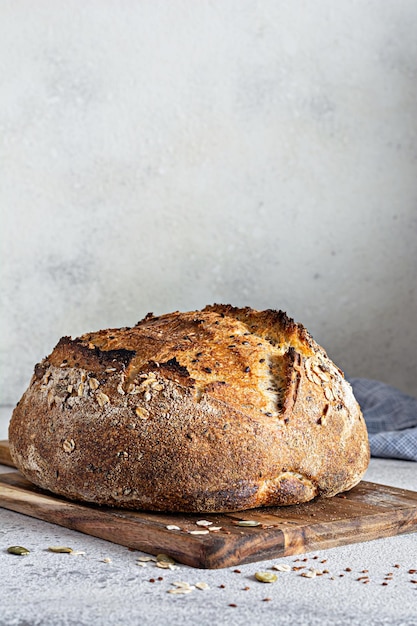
[{"xmin": 9, "ymin": 304, "xmax": 369, "ymax": 512}]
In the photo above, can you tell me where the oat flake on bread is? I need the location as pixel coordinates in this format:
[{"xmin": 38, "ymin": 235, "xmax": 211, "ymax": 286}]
[{"xmin": 8, "ymin": 304, "xmax": 369, "ymax": 512}]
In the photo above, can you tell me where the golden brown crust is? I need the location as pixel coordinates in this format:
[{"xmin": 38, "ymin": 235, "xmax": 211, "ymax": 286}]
[{"xmin": 8, "ymin": 304, "xmax": 370, "ymax": 512}]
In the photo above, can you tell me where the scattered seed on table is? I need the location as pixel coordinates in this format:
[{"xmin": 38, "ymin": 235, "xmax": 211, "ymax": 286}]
[
  {"xmin": 196, "ymin": 520, "xmax": 213, "ymax": 527},
  {"xmin": 394, "ymin": 564, "xmax": 400, "ymax": 569},
  {"xmin": 195, "ymin": 582, "xmax": 209, "ymax": 590},
  {"xmin": 102, "ymin": 558, "xmax": 112, "ymax": 563},
  {"xmin": 166, "ymin": 525, "xmax": 181, "ymax": 531},
  {"xmin": 233, "ymin": 569, "xmax": 241, "ymax": 574},
  {"xmin": 263, "ymin": 598, "xmax": 272, "ymax": 602},
  {"xmin": 237, "ymin": 520, "xmax": 260, "ymax": 527},
  {"xmin": 138, "ymin": 556, "xmax": 155, "ymax": 562},
  {"xmin": 188, "ymin": 530, "xmax": 210, "ymax": 535},
  {"xmin": 242, "ymin": 586, "xmax": 250, "ymax": 591},
  {"xmin": 272, "ymin": 563, "xmax": 291, "ymax": 572},
  {"xmin": 229, "ymin": 604, "xmax": 237, "ymax": 608},
  {"xmin": 345, "ymin": 568, "xmax": 352, "ymax": 572},
  {"xmin": 7, "ymin": 546, "xmax": 30, "ymax": 556},
  {"xmin": 255, "ymin": 572, "xmax": 278, "ymax": 583},
  {"xmin": 149, "ymin": 578, "xmax": 155, "ymax": 583},
  {"xmin": 219, "ymin": 584, "xmax": 226, "ymax": 589},
  {"xmin": 156, "ymin": 554, "xmax": 175, "ymax": 564},
  {"xmin": 48, "ymin": 546, "xmax": 73, "ymax": 553}
]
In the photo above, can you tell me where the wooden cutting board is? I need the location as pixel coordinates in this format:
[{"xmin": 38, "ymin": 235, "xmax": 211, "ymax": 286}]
[{"xmin": 1, "ymin": 440, "xmax": 417, "ymax": 569}]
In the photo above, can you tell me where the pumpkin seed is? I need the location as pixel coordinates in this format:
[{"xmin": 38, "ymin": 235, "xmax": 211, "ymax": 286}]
[
  {"xmin": 7, "ymin": 546, "xmax": 30, "ymax": 556},
  {"xmin": 156, "ymin": 553, "xmax": 175, "ymax": 564},
  {"xmin": 48, "ymin": 546, "xmax": 73, "ymax": 553},
  {"xmin": 238, "ymin": 520, "xmax": 261, "ymax": 527},
  {"xmin": 255, "ymin": 571, "xmax": 278, "ymax": 583}
]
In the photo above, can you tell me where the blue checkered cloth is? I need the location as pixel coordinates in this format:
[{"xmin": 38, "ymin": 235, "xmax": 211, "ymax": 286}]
[{"xmin": 349, "ymin": 378, "xmax": 417, "ymax": 462}]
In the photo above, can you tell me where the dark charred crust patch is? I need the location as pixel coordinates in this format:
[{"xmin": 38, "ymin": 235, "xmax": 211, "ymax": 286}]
[
  {"xmin": 34, "ymin": 361, "xmax": 48, "ymax": 380},
  {"xmin": 135, "ymin": 311, "xmax": 156, "ymax": 326},
  {"xmin": 51, "ymin": 337, "xmax": 135, "ymax": 371},
  {"xmin": 159, "ymin": 357, "xmax": 190, "ymax": 378},
  {"xmin": 95, "ymin": 347, "xmax": 136, "ymax": 367},
  {"xmin": 280, "ymin": 348, "xmax": 302, "ymax": 416}
]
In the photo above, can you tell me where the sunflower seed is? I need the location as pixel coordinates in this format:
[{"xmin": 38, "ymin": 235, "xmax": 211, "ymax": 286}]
[
  {"xmin": 237, "ymin": 520, "xmax": 261, "ymax": 527},
  {"xmin": 88, "ymin": 378, "xmax": 100, "ymax": 390},
  {"xmin": 188, "ymin": 530, "xmax": 209, "ymax": 535},
  {"xmin": 166, "ymin": 525, "xmax": 181, "ymax": 531},
  {"xmin": 208, "ymin": 526, "xmax": 222, "ymax": 532},
  {"xmin": 135, "ymin": 406, "xmax": 150, "ymax": 420},
  {"xmin": 312, "ymin": 365, "xmax": 330, "ymax": 382},
  {"xmin": 96, "ymin": 391, "xmax": 110, "ymax": 407},
  {"xmin": 168, "ymin": 588, "xmax": 193, "ymax": 594},
  {"xmin": 195, "ymin": 582, "xmax": 210, "ymax": 590},
  {"xmin": 324, "ymin": 386, "xmax": 335, "ymax": 401},
  {"xmin": 196, "ymin": 520, "xmax": 213, "ymax": 527},
  {"xmin": 272, "ymin": 563, "xmax": 291, "ymax": 572},
  {"xmin": 62, "ymin": 439, "xmax": 75, "ymax": 453}
]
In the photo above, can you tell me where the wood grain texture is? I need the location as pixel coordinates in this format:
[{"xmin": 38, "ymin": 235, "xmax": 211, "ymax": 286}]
[
  {"xmin": 0, "ymin": 440, "xmax": 13, "ymax": 467},
  {"xmin": 1, "ymin": 440, "xmax": 417, "ymax": 568}
]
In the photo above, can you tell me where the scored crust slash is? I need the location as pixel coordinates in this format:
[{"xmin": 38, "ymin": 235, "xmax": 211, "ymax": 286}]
[{"xmin": 8, "ymin": 304, "xmax": 369, "ymax": 513}]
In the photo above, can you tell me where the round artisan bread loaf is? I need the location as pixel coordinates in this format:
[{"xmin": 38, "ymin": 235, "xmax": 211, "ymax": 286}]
[{"xmin": 9, "ymin": 304, "xmax": 369, "ymax": 512}]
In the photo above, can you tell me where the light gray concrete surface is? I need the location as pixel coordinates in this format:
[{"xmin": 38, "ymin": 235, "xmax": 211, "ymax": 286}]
[
  {"xmin": 1, "ymin": 1, "xmax": 417, "ymax": 407},
  {"xmin": 1, "ymin": 428, "xmax": 416, "ymax": 626}
]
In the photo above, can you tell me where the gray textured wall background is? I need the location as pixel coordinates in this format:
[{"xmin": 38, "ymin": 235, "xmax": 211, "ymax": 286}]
[{"xmin": 1, "ymin": 0, "xmax": 417, "ymax": 409}]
